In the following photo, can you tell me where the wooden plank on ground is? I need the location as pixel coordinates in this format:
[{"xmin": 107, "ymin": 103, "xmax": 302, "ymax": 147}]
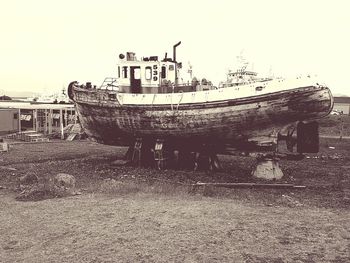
[{"xmin": 66, "ymin": 134, "xmax": 77, "ymax": 141}]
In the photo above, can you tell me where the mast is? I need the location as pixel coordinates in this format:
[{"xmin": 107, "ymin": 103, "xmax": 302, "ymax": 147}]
[{"xmin": 173, "ymin": 41, "xmax": 181, "ymax": 86}]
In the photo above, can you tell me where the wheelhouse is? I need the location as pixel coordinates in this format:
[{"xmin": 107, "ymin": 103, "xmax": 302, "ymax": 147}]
[{"xmin": 117, "ymin": 53, "xmax": 179, "ymax": 94}]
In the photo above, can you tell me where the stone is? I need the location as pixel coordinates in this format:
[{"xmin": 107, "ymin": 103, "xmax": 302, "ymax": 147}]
[
  {"xmin": 111, "ymin": 159, "xmax": 129, "ymax": 166},
  {"xmin": 252, "ymin": 158, "xmax": 284, "ymax": 180},
  {"xmin": 53, "ymin": 173, "xmax": 76, "ymax": 193},
  {"xmin": 19, "ymin": 174, "xmax": 39, "ymax": 185},
  {"xmin": 0, "ymin": 142, "xmax": 9, "ymax": 152}
]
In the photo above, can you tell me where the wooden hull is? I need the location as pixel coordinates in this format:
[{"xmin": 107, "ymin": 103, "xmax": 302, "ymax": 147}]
[{"xmin": 71, "ymin": 84, "xmax": 333, "ymax": 146}]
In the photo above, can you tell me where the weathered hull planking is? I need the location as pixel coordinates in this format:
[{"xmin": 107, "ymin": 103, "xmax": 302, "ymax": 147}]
[{"xmin": 71, "ymin": 84, "xmax": 333, "ymax": 146}]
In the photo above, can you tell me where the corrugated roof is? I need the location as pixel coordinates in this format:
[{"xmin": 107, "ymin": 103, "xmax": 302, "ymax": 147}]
[{"xmin": 0, "ymin": 101, "xmax": 74, "ymax": 110}]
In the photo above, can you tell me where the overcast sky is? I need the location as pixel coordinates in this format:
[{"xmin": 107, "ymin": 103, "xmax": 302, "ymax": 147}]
[{"xmin": 1, "ymin": 0, "xmax": 349, "ymax": 96}]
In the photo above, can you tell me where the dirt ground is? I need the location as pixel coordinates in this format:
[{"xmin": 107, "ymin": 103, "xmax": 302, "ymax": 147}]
[{"xmin": 0, "ymin": 116, "xmax": 350, "ymax": 262}]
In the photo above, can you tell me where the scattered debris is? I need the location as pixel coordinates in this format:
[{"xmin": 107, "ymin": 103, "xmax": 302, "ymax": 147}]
[
  {"xmin": 305, "ymin": 153, "xmax": 345, "ymax": 160},
  {"xmin": 16, "ymin": 185, "xmax": 56, "ymax": 201},
  {"xmin": 0, "ymin": 166, "xmax": 17, "ymax": 171},
  {"xmin": 6, "ymin": 131, "xmax": 49, "ymax": 142},
  {"xmin": 328, "ymin": 153, "xmax": 343, "ymax": 160},
  {"xmin": 0, "ymin": 141, "xmax": 9, "ymax": 152},
  {"xmin": 281, "ymin": 194, "xmax": 303, "ymax": 207},
  {"xmin": 64, "ymin": 124, "xmax": 84, "ymax": 140}
]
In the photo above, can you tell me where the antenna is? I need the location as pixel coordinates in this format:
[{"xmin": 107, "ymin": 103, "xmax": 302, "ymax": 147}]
[
  {"xmin": 188, "ymin": 61, "xmax": 193, "ymax": 79},
  {"xmin": 236, "ymin": 49, "xmax": 248, "ymax": 72},
  {"xmin": 268, "ymin": 65, "xmax": 273, "ymax": 78},
  {"xmin": 62, "ymin": 85, "xmax": 66, "ymax": 95}
]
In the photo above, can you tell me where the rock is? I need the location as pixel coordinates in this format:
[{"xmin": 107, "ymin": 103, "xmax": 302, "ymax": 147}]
[
  {"xmin": 19, "ymin": 174, "xmax": 39, "ymax": 185},
  {"xmin": 0, "ymin": 142, "xmax": 9, "ymax": 152},
  {"xmin": 252, "ymin": 158, "xmax": 284, "ymax": 180},
  {"xmin": 16, "ymin": 185, "xmax": 55, "ymax": 201},
  {"xmin": 281, "ymin": 194, "xmax": 303, "ymax": 207},
  {"xmin": 53, "ymin": 173, "xmax": 76, "ymax": 191},
  {"xmin": 111, "ymin": 159, "xmax": 128, "ymax": 166}
]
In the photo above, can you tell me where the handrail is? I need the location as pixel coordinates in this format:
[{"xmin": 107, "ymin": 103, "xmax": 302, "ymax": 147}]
[
  {"xmin": 99, "ymin": 77, "xmax": 118, "ymax": 90},
  {"xmin": 176, "ymin": 91, "xmax": 184, "ymax": 110}
]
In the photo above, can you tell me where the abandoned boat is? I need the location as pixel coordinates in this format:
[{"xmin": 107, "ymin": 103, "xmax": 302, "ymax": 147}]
[{"xmin": 68, "ymin": 42, "xmax": 333, "ymax": 155}]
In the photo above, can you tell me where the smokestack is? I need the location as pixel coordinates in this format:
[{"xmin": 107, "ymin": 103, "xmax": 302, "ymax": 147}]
[{"xmin": 173, "ymin": 41, "xmax": 181, "ymax": 62}]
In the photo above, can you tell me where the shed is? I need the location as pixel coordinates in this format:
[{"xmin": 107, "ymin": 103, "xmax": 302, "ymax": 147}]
[
  {"xmin": 0, "ymin": 109, "xmax": 19, "ymax": 135},
  {"xmin": 333, "ymin": 96, "xmax": 350, "ymax": 115}
]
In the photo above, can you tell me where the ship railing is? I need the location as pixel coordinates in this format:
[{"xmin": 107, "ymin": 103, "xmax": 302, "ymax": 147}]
[{"xmin": 99, "ymin": 77, "xmax": 119, "ymax": 91}]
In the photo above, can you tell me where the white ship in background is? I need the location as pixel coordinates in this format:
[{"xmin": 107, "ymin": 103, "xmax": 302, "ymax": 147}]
[{"xmin": 25, "ymin": 88, "xmax": 70, "ymax": 104}]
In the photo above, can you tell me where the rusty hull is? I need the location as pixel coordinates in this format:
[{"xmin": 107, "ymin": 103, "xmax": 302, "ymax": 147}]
[{"xmin": 71, "ymin": 85, "xmax": 333, "ymax": 147}]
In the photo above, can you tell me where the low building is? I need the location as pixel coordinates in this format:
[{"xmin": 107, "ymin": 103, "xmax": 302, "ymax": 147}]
[
  {"xmin": 333, "ymin": 96, "xmax": 350, "ymax": 115},
  {"xmin": 0, "ymin": 109, "xmax": 19, "ymax": 135},
  {"xmin": 0, "ymin": 102, "xmax": 76, "ymax": 137}
]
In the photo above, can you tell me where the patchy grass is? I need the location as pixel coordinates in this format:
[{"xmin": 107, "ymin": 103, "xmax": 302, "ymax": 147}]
[
  {"xmin": 0, "ymin": 192, "xmax": 349, "ymax": 263},
  {"xmin": 319, "ymin": 114, "xmax": 350, "ymax": 137},
  {"xmin": 0, "ymin": 137, "xmax": 350, "ymax": 262}
]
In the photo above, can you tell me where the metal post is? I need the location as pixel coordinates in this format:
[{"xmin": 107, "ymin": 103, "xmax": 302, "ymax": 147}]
[
  {"xmin": 32, "ymin": 109, "xmax": 35, "ymax": 131},
  {"xmin": 64, "ymin": 108, "xmax": 68, "ymax": 127},
  {"xmin": 340, "ymin": 116, "xmax": 344, "ymax": 140},
  {"xmin": 36, "ymin": 109, "xmax": 40, "ymax": 132},
  {"xmin": 48, "ymin": 109, "xmax": 53, "ymax": 134},
  {"xmin": 60, "ymin": 109, "xmax": 64, "ymax": 140},
  {"xmin": 44, "ymin": 109, "xmax": 48, "ymax": 134},
  {"xmin": 18, "ymin": 108, "xmax": 21, "ymax": 132},
  {"xmin": 70, "ymin": 109, "xmax": 73, "ymax": 124}
]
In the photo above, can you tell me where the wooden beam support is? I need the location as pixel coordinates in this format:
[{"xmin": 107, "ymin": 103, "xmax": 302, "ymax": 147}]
[
  {"xmin": 48, "ymin": 109, "xmax": 53, "ymax": 134},
  {"xmin": 44, "ymin": 109, "xmax": 48, "ymax": 134},
  {"xmin": 64, "ymin": 108, "xmax": 68, "ymax": 127},
  {"xmin": 18, "ymin": 108, "xmax": 21, "ymax": 132},
  {"xmin": 32, "ymin": 109, "xmax": 35, "ymax": 131},
  {"xmin": 36, "ymin": 109, "xmax": 40, "ymax": 132},
  {"xmin": 60, "ymin": 109, "xmax": 64, "ymax": 140},
  {"xmin": 192, "ymin": 182, "xmax": 306, "ymax": 189}
]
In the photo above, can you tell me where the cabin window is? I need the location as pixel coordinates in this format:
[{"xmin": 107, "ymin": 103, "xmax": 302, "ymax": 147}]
[
  {"xmin": 134, "ymin": 68, "xmax": 141, "ymax": 79},
  {"xmin": 145, "ymin": 66, "xmax": 152, "ymax": 80},
  {"xmin": 108, "ymin": 93, "xmax": 116, "ymax": 100},
  {"xmin": 169, "ymin": 65, "xmax": 174, "ymax": 71},
  {"xmin": 161, "ymin": 66, "xmax": 166, "ymax": 78},
  {"xmin": 122, "ymin": 66, "xmax": 128, "ymax": 78}
]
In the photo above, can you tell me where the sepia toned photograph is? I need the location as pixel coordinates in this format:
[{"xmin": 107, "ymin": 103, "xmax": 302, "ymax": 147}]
[{"xmin": 0, "ymin": 0, "xmax": 349, "ymax": 262}]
